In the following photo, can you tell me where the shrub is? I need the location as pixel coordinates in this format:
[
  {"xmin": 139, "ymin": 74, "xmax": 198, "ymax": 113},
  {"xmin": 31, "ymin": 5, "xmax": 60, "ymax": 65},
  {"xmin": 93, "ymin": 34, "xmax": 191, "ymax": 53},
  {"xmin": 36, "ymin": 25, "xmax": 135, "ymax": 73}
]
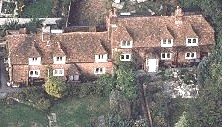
[{"xmin": 44, "ymin": 76, "xmax": 68, "ymax": 99}]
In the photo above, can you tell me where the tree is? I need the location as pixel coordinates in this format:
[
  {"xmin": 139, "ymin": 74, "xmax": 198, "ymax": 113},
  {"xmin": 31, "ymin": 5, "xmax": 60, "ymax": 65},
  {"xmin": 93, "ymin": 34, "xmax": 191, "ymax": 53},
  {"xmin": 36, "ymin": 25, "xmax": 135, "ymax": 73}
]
[
  {"xmin": 115, "ymin": 61, "xmax": 137, "ymax": 100},
  {"xmin": 44, "ymin": 76, "xmax": 68, "ymax": 98},
  {"xmin": 174, "ymin": 112, "xmax": 189, "ymax": 127},
  {"xmin": 96, "ymin": 73, "xmax": 113, "ymax": 97},
  {"xmin": 187, "ymin": 51, "xmax": 222, "ymax": 127},
  {"xmin": 25, "ymin": 18, "xmax": 44, "ymax": 33}
]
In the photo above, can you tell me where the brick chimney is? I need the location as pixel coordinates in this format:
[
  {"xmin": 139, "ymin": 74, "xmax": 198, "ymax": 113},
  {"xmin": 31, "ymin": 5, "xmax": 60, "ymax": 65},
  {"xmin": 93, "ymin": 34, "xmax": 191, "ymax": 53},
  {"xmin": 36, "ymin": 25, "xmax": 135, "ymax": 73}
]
[
  {"xmin": 42, "ymin": 24, "xmax": 51, "ymax": 42},
  {"xmin": 174, "ymin": 6, "xmax": 184, "ymax": 26},
  {"xmin": 106, "ymin": 8, "xmax": 118, "ymax": 41}
]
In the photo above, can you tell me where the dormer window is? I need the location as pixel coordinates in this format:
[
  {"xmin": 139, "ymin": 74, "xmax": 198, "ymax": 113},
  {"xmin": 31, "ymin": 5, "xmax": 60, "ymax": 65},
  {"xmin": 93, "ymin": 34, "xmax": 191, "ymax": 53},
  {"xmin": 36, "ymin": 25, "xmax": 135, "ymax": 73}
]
[
  {"xmin": 120, "ymin": 54, "xmax": 131, "ymax": 61},
  {"xmin": 120, "ymin": 41, "xmax": 133, "ymax": 48},
  {"xmin": 28, "ymin": 57, "xmax": 41, "ymax": 65},
  {"xmin": 95, "ymin": 54, "xmax": 108, "ymax": 62},
  {"xmin": 186, "ymin": 38, "xmax": 198, "ymax": 46},
  {"xmin": 53, "ymin": 56, "xmax": 66, "ymax": 64},
  {"xmin": 94, "ymin": 68, "xmax": 105, "ymax": 75},
  {"xmin": 161, "ymin": 53, "xmax": 171, "ymax": 60},
  {"xmin": 161, "ymin": 39, "xmax": 173, "ymax": 47},
  {"xmin": 185, "ymin": 52, "xmax": 196, "ymax": 59}
]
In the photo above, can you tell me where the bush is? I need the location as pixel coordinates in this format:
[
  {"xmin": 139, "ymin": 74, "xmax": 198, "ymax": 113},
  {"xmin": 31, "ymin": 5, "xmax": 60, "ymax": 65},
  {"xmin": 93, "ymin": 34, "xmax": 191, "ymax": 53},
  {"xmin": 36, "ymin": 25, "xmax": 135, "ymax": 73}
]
[
  {"xmin": 13, "ymin": 87, "xmax": 51, "ymax": 111},
  {"xmin": 35, "ymin": 97, "xmax": 51, "ymax": 111},
  {"xmin": 44, "ymin": 76, "xmax": 68, "ymax": 99}
]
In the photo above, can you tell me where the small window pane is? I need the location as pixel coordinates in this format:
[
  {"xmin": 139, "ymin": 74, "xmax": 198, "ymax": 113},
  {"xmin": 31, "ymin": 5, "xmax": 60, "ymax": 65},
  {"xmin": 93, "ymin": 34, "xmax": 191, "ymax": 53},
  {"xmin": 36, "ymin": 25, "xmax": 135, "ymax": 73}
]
[
  {"xmin": 167, "ymin": 53, "xmax": 170, "ymax": 58},
  {"xmin": 122, "ymin": 41, "xmax": 126, "ymax": 46},
  {"xmin": 35, "ymin": 71, "xmax": 38, "ymax": 75},
  {"xmin": 188, "ymin": 39, "xmax": 192, "ymax": 43},
  {"xmin": 162, "ymin": 54, "xmax": 165, "ymax": 58},
  {"xmin": 121, "ymin": 55, "xmax": 124, "ymax": 59},
  {"xmin": 186, "ymin": 53, "xmax": 190, "ymax": 57},
  {"xmin": 126, "ymin": 55, "xmax": 130, "ymax": 59},
  {"xmin": 127, "ymin": 41, "xmax": 130, "ymax": 46},
  {"xmin": 30, "ymin": 71, "xmax": 33, "ymax": 75},
  {"xmin": 168, "ymin": 39, "xmax": 171, "ymax": 44},
  {"xmin": 193, "ymin": 39, "xmax": 196, "ymax": 43},
  {"xmin": 163, "ymin": 40, "xmax": 167, "ymax": 44}
]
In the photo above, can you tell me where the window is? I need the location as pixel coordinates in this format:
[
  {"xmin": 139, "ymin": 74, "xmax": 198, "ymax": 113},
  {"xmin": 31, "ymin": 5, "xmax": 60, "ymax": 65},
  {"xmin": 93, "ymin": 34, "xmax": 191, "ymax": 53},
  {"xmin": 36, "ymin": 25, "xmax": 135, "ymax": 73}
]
[
  {"xmin": 53, "ymin": 69, "xmax": 64, "ymax": 76},
  {"xmin": 69, "ymin": 75, "xmax": 79, "ymax": 81},
  {"xmin": 120, "ymin": 41, "xmax": 133, "ymax": 48},
  {"xmin": 53, "ymin": 56, "xmax": 66, "ymax": 64},
  {"xmin": 161, "ymin": 53, "xmax": 171, "ymax": 60},
  {"xmin": 161, "ymin": 39, "xmax": 173, "ymax": 47},
  {"xmin": 29, "ymin": 70, "xmax": 40, "ymax": 77},
  {"xmin": 94, "ymin": 68, "xmax": 105, "ymax": 74},
  {"xmin": 186, "ymin": 38, "xmax": 198, "ymax": 46},
  {"xmin": 95, "ymin": 54, "xmax": 108, "ymax": 62},
  {"xmin": 120, "ymin": 54, "xmax": 131, "ymax": 61},
  {"xmin": 185, "ymin": 52, "xmax": 196, "ymax": 59},
  {"xmin": 28, "ymin": 57, "xmax": 41, "ymax": 65}
]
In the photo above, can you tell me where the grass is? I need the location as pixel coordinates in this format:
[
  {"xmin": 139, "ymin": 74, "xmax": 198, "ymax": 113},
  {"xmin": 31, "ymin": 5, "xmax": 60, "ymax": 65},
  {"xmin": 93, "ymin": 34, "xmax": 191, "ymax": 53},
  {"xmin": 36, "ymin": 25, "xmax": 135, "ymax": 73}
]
[
  {"xmin": 0, "ymin": 95, "xmax": 109, "ymax": 127},
  {"xmin": 0, "ymin": 101, "xmax": 48, "ymax": 127},
  {"xmin": 22, "ymin": 0, "xmax": 52, "ymax": 18},
  {"xmin": 51, "ymin": 95, "xmax": 110, "ymax": 127}
]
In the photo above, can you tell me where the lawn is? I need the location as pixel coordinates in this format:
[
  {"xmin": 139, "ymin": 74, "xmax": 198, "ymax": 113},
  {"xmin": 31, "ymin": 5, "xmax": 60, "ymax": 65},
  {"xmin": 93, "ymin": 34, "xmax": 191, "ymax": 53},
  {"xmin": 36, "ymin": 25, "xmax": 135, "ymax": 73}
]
[
  {"xmin": 0, "ymin": 101, "xmax": 48, "ymax": 127},
  {"xmin": 51, "ymin": 95, "xmax": 110, "ymax": 127},
  {"xmin": 0, "ymin": 95, "xmax": 109, "ymax": 127},
  {"xmin": 22, "ymin": 0, "xmax": 52, "ymax": 18}
]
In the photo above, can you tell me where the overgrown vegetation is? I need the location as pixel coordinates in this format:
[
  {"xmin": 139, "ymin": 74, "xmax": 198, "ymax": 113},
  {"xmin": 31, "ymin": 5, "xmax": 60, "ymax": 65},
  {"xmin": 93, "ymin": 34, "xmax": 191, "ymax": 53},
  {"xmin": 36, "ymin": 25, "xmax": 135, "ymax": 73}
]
[{"xmin": 44, "ymin": 76, "xmax": 68, "ymax": 98}]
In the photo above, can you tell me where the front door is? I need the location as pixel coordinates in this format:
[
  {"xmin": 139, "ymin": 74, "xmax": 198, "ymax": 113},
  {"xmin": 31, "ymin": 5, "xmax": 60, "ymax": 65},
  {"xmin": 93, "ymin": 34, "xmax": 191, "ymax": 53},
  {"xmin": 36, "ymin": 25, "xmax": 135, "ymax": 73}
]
[{"xmin": 147, "ymin": 59, "xmax": 159, "ymax": 72}]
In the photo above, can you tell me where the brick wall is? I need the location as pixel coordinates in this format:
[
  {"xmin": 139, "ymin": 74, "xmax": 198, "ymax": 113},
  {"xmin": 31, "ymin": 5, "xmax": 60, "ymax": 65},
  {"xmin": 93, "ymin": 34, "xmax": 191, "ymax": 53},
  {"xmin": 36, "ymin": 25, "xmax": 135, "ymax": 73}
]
[{"xmin": 11, "ymin": 62, "xmax": 113, "ymax": 85}]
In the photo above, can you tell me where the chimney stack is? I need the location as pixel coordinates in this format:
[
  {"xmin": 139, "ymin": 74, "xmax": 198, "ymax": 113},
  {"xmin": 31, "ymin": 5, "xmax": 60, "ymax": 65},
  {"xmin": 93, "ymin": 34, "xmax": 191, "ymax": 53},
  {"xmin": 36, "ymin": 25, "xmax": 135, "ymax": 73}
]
[
  {"xmin": 42, "ymin": 24, "xmax": 51, "ymax": 42},
  {"xmin": 174, "ymin": 6, "xmax": 184, "ymax": 26}
]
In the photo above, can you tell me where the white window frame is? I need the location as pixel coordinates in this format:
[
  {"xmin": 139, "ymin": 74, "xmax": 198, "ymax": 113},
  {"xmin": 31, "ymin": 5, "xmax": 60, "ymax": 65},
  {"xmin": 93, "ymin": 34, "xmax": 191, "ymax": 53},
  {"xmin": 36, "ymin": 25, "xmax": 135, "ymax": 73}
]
[
  {"xmin": 95, "ymin": 54, "xmax": 108, "ymax": 62},
  {"xmin": 29, "ymin": 70, "xmax": 40, "ymax": 77},
  {"xmin": 28, "ymin": 57, "xmax": 41, "ymax": 65},
  {"xmin": 120, "ymin": 54, "xmax": 131, "ymax": 61},
  {"xmin": 185, "ymin": 52, "xmax": 196, "ymax": 59},
  {"xmin": 53, "ymin": 56, "xmax": 66, "ymax": 64},
  {"xmin": 120, "ymin": 41, "xmax": 133, "ymax": 48},
  {"xmin": 69, "ymin": 75, "xmax": 79, "ymax": 81},
  {"xmin": 53, "ymin": 69, "xmax": 64, "ymax": 76},
  {"xmin": 161, "ymin": 39, "xmax": 173, "ymax": 47},
  {"xmin": 94, "ymin": 68, "xmax": 105, "ymax": 74},
  {"xmin": 186, "ymin": 38, "xmax": 198, "ymax": 46},
  {"xmin": 161, "ymin": 53, "xmax": 172, "ymax": 60}
]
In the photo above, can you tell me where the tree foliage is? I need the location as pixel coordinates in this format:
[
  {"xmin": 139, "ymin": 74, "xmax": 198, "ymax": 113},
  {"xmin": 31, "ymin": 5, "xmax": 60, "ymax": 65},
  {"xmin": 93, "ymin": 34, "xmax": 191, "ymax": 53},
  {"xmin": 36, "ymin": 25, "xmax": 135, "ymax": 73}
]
[
  {"xmin": 44, "ymin": 76, "xmax": 68, "ymax": 98},
  {"xmin": 115, "ymin": 61, "xmax": 137, "ymax": 100},
  {"xmin": 174, "ymin": 112, "xmax": 189, "ymax": 127},
  {"xmin": 25, "ymin": 18, "xmax": 44, "ymax": 33}
]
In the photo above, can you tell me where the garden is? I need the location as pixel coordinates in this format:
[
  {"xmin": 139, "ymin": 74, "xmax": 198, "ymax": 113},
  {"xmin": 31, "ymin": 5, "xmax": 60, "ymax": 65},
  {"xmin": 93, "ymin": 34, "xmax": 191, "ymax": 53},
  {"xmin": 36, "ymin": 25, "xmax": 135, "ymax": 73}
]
[
  {"xmin": 0, "ymin": 76, "xmax": 110, "ymax": 127},
  {"xmin": 0, "ymin": 91, "xmax": 109, "ymax": 126}
]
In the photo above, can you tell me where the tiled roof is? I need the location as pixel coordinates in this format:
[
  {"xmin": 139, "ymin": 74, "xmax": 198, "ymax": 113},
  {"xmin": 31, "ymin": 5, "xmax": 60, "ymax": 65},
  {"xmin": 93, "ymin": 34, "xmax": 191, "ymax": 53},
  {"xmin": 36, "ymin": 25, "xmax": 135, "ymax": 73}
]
[
  {"xmin": 7, "ymin": 32, "xmax": 109, "ymax": 65},
  {"xmin": 112, "ymin": 14, "xmax": 214, "ymax": 48},
  {"xmin": 67, "ymin": 64, "xmax": 80, "ymax": 75}
]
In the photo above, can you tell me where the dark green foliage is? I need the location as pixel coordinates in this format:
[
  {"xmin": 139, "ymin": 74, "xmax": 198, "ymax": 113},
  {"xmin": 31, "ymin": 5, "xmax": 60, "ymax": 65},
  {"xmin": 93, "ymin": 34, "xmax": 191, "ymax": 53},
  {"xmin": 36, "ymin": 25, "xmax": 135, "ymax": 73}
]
[
  {"xmin": 25, "ymin": 18, "xmax": 44, "ymax": 33},
  {"xmin": 44, "ymin": 76, "xmax": 68, "ymax": 98},
  {"xmin": 21, "ymin": 0, "xmax": 52, "ymax": 18},
  {"xmin": 2, "ymin": 20, "xmax": 20, "ymax": 30},
  {"xmin": 116, "ymin": 61, "xmax": 137, "ymax": 100},
  {"xmin": 15, "ymin": 87, "xmax": 51, "ymax": 111},
  {"xmin": 107, "ymin": 114, "xmax": 133, "ymax": 127},
  {"xmin": 96, "ymin": 74, "xmax": 113, "ymax": 97}
]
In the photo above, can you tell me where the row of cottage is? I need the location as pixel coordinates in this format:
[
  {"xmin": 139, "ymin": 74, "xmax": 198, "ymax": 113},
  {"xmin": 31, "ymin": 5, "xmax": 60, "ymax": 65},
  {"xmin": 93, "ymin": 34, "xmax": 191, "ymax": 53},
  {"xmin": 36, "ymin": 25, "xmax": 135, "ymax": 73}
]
[{"xmin": 6, "ymin": 6, "xmax": 214, "ymax": 86}]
